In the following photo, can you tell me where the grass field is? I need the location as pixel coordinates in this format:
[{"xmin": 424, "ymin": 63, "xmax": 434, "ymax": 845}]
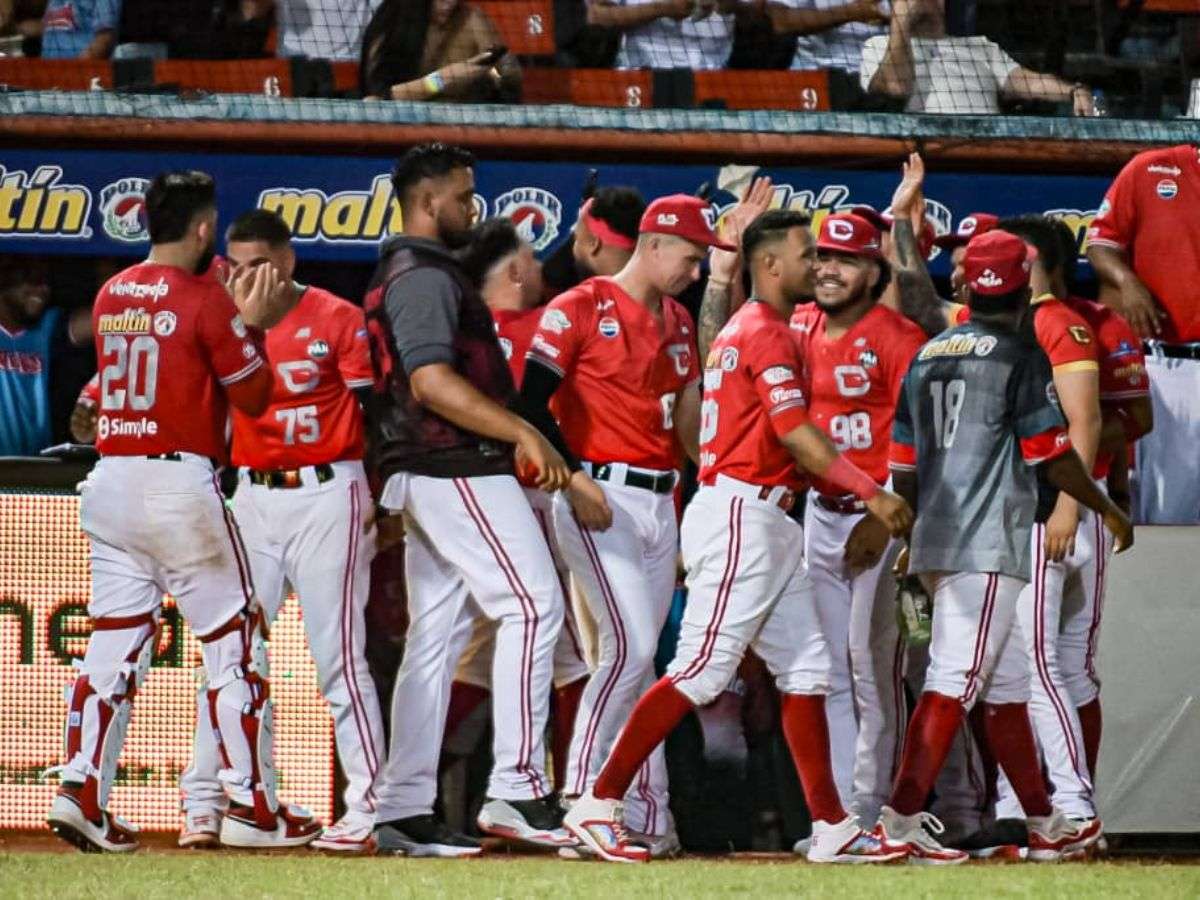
[{"xmin": 3, "ymin": 849, "xmax": 1200, "ymax": 899}]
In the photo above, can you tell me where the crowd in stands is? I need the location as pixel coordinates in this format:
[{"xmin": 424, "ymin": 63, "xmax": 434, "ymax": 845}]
[{"xmin": 1, "ymin": 1, "xmax": 1197, "ymax": 116}]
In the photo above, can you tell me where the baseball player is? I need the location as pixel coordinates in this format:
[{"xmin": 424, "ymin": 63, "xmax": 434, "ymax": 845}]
[
  {"xmin": 365, "ymin": 144, "xmax": 571, "ymax": 856},
  {"xmin": 448, "ymin": 218, "xmax": 591, "ymax": 794},
  {"xmin": 46, "ymin": 171, "xmax": 320, "ymax": 852},
  {"xmin": 177, "ymin": 210, "xmax": 385, "ymax": 853},
  {"xmin": 562, "ymin": 209, "xmax": 913, "ymax": 864},
  {"xmin": 877, "ymin": 229, "xmax": 1132, "ymax": 864},
  {"xmin": 789, "ymin": 209, "xmax": 927, "ymax": 827},
  {"xmin": 516, "ymin": 194, "xmax": 716, "ymax": 856}
]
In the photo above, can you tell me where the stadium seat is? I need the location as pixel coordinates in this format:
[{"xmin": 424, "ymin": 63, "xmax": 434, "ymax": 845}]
[
  {"xmin": 476, "ymin": 0, "xmax": 556, "ymax": 57},
  {"xmin": 522, "ymin": 67, "xmax": 573, "ymax": 104},
  {"xmin": 568, "ymin": 69, "xmax": 654, "ymax": 108},
  {"xmin": 0, "ymin": 59, "xmax": 111, "ymax": 92},
  {"xmin": 154, "ymin": 60, "xmax": 294, "ymax": 97},
  {"xmin": 693, "ymin": 70, "xmax": 831, "ymax": 111}
]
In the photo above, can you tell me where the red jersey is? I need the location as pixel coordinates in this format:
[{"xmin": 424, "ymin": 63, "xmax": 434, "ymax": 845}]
[
  {"xmin": 527, "ymin": 276, "xmax": 699, "ymax": 471},
  {"xmin": 699, "ymin": 301, "xmax": 811, "ymax": 491},
  {"xmin": 790, "ymin": 302, "xmax": 926, "ymax": 495},
  {"xmin": 493, "ymin": 307, "xmax": 542, "ymax": 387},
  {"xmin": 231, "ymin": 286, "xmax": 372, "ymax": 470},
  {"xmin": 1087, "ymin": 145, "xmax": 1200, "ymax": 341},
  {"xmin": 955, "ymin": 296, "xmax": 1099, "ymax": 373},
  {"xmin": 93, "ymin": 262, "xmax": 264, "ymax": 461},
  {"xmin": 77, "ymin": 372, "xmax": 99, "ymax": 407}
]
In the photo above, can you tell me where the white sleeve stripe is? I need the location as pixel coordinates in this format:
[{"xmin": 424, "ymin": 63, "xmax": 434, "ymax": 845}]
[
  {"xmin": 528, "ymin": 354, "xmax": 564, "ymax": 376},
  {"xmin": 218, "ymin": 356, "xmax": 264, "ymax": 386},
  {"xmin": 343, "ymin": 377, "xmax": 375, "ymax": 388},
  {"xmin": 768, "ymin": 400, "xmax": 806, "ymax": 416},
  {"xmin": 889, "ymin": 462, "xmax": 916, "ymax": 472},
  {"xmin": 1085, "ymin": 237, "xmax": 1126, "ymax": 250}
]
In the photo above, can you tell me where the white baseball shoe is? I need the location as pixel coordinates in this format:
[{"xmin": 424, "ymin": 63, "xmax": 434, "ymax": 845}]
[
  {"xmin": 47, "ymin": 788, "xmax": 139, "ymax": 854},
  {"xmin": 219, "ymin": 801, "xmax": 322, "ymax": 849},
  {"xmin": 311, "ymin": 816, "xmax": 377, "ymax": 854},
  {"xmin": 1027, "ymin": 811, "xmax": 1103, "ymax": 862},
  {"xmin": 178, "ymin": 808, "xmax": 223, "ymax": 849},
  {"xmin": 876, "ymin": 806, "xmax": 968, "ymax": 866},
  {"xmin": 807, "ymin": 815, "xmax": 908, "ymax": 864},
  {"xmin": 562, "ymin": 792, "xmax": 650, "ymax": 864},
  {"xmin": 477, "ymin": 796, "xmax": 575, "ymax": 848}
]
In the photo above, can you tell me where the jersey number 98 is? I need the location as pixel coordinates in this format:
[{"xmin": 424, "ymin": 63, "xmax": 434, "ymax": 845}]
[{"xmin": 829, "ymin": 412, "xmax": 872, "ymax": 451}]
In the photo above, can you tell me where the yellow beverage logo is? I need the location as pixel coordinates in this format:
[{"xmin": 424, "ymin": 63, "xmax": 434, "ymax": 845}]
[
  {"xmin": 0, "ymin": 165, "xmax": 92, "ymax": 238},
  {"xmin": 96, "ymin": 307, "xmax": 152, "ymax": 335},
  {"xmin": 257, "ymin": 175, "xmax": 404, "ymax": 244}
]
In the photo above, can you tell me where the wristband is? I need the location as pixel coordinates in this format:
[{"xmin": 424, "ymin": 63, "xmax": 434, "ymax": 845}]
[
  {"xmin": 823, "ymin": 455, "xmax": 882, "ymax": 502},
  {"xmin": 707, "ymin": 277, "xmax": 731, "ymax": 289},
  {"xmin": 424, "ymin": 72, "xmax": 446, "ymax": 96}
]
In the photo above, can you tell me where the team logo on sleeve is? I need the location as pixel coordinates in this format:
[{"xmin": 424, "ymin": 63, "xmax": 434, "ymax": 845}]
[
  {"xmin": 974, "ymin": 335, "xmax": 997, "ymax": 356},
  {"xmin": 152, "ymin": 310, "xmax": 177, "ymax": 337},
  {"xmin": 1068, "ymin": 325, "xmax": 1092, "ymax": 345},
  {"xmin": 539, "ymin": 308, "xmax": 571, "ymax": 334},
  {"xmin": 494, "ymin": 188, "xmax": 562, "ymax": 251},
  {"xmin": 498, "ymin": 336, "xmax": 513, "ymax": 360},
  {"xmin": 598, "ymin": 317, "xmax": 620, "ymax": 339},
  {"xmin": 720, "ymin": 347, "xmax": 739, "ymax": 371},
  {"xmin": 231, "ymin": 315, "xmax": 248, "ymax": 338},
  {"xmin": 99, "ymin": 178, "xmax": 150, "ymax": 242},
  {"xmin": 858, "ymin": 349, "xmax": 878, "ymax": 369},
  {"xmin": 307, "ymin": 339, "xmax": 330, "ymax": 359},
  {"xmin": 769, "ymin": 386, "xmax": 804, "ymax": 404},
  {"xmin": 1156, "ymin": 179, "xmax": 1178, "ymax": 200},
  {"xmin": 762, "ymin": 365, "xmax": 793, "ymax": 384}
]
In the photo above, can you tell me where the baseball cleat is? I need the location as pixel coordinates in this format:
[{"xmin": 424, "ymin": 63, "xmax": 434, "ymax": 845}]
[
  {"xmin": 952, "ymin": 817, "xmax": 1028, "ymax": 861},
  {"xmin": 311, "ymin": 816, "xmax": 377, "ymax": 854},
  {"xmin": 219, "ymin": 801, "xmax": 322, "ymax": 849},
  {"xmin": 477, "ymin": 796, "xmax": 575, "ymax": 848},
  {"xmin": 807, "ymin": 816, "xmax": 908, "ymax": 864},
  {"xmin": 625, "ymin": 822, "xmax": 682, "ymax": 860},
  {"xmin": 178, "ymin": 808, "xmax": 223, "ymax": 849},
  {"xmin": 877, "ymin": 806, "xmax": 968, "ymax": 866},
  {"xmin": 375, "ymin": 814, "xmax": 483, "ymax": 858},
  {"xmin": 561, "ymin": 792, "xmax": 650, "ymax": 864},
  {"xmin": 1027, "ymin": 811, "xmax": 1103, "ymax": 862},
  {"xmin": 47, "ymin": 788, "xmax": 139, "ymax": 854}
]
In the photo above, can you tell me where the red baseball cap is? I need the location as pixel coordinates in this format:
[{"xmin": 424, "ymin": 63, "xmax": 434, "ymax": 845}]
[
  {"xmin": 934, "ymin": 212, "xmax": 999, "ymax": 251},
  {"xmin": 816, "ymin": 212, "xmax": 884, "ymax": 261},
  {"xmin": 963, "ymin": 230, "xmax": 1037, "ymax": 296},
  {"xmin": 639, "ymin": 194, "xmax": 735, "ymax": 252},
  {"xmin": 850, "ymin": 204, "xmax": 936, "ymax": 258}
]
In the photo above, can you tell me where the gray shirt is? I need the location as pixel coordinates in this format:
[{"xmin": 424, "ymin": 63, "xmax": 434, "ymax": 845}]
[
  {"xmin": 892, "ymin": 322, "xmax": 1067, "ymax": 581},
  {"xmin": 384, "ymin": 244, "xmax": 461, "ymax": 376}
]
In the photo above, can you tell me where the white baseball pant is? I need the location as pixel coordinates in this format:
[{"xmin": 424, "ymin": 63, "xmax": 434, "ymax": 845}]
[
  {"xmin": 455, "ymin": 487, "xmax": 590, "ymax": 691},
  {"xmin": 372, "ymin": 472, "xmax": 562, "ymax": 819},
  {"xmin": 995, "ymin": 509, "xmax": 1112, "ymax": 820},
  {"xmin": 670, "ymin": 477, "xmax": 831, "ymax": 703},
  {"xmin": 65, "ymin": 455, "xmax": 282, "ymax": 821},
  {"xmin": 804, "ymin": 496, "xmax": 906, "ymax": 823},
  {"xmin": 1135, "ymin": 352, "xmax": 1200, "ymax": 524},
  {"xmin": 180, "ymin": 461, "xmax": 385, "ymax": 827},
  {"xmin": 555, "ymin": 470, "xmax": 676, "ymax": 836}
]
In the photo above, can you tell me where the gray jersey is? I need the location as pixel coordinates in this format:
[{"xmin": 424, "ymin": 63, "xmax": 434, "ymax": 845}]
[{"xmin": 891, "ymin": 322, "xmax": 1068, "ymax": 580}]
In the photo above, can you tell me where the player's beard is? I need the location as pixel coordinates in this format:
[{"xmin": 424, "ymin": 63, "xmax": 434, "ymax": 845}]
[
  {"xmin": 194, "ymin": 237, "xmax": 217, "ymax": 276},
  {"xmin": 814, "ymin": 290, "xmax": 868, "ymax": 315}
]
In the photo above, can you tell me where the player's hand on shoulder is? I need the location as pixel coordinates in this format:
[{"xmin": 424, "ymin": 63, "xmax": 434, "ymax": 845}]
[
  {"xmin": 844, "ymin": 513, "xmax": 890, "ymax": 571},
  {"xmin": 1103, "ymin": 506, "xmax": 1134, "ymax": 554},
  {"xmin": 865, "ymin": 489, "xmax": 913, "ymax": 537},
  {"xmin": 515, "ymin": 426, "xmax": 572, "ymax": 493},
  {"xmin": 1043, "ymin": 501, "xmax": 1079, "ymax": 562},
  {"xmin": 566, "ymin": 470, "xmax": 613, "ymax": 531},
  {"xmin": 231, "ymin": 262, "xmax": 292, "ymax": 330}
]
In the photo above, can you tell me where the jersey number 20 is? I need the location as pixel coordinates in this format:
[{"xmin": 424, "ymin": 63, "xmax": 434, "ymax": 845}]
[
  {"xmin": 100, "ymin": 335, "xmax": 159, "ymax": 410},
  {"xmin": 930, "ymin": 379, "xmax": 966, "ymax": 449}
]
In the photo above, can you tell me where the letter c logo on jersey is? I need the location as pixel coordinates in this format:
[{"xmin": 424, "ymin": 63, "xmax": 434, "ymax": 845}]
[
  {"xmin": 833, "ymin": 364, "xmax": 870, "ymax": 397},
  {"xmin": 277, "ymin": 360, "xmax": 321, "ymax": 394},
  {"xmin": 826, "ymin": 218, "xmax": 856, "ymax": 242},
  {"xmin": 667, "ymin": 343, "xmax": 691, "ymax": 377}
]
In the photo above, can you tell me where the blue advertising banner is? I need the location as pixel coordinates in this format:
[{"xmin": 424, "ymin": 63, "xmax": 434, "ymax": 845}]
[{"xmin": 0, "ymin": 149, "xmax": 1112, "ymax": 275}]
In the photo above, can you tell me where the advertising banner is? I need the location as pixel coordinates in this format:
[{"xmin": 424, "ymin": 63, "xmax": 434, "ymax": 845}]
[{"xmin": 0, "ymin": 149, "xmax": 1112, "ymax": 276}]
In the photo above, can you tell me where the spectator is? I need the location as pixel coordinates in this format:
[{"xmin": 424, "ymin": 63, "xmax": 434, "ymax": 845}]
[
  {"xmin": 113, "ymin": 1, "xmax": 271, "ymax": 60},
  {"xmin": 361, "ymin": 0, "xmax": 520, "ymax": 102},
  {"xmin": 0, "ymin": 255, "xmax": 90, "ymax": 456},
  {"xmin": 768, "ymin": 1, "xmax": 888, "ymax": 99},
  {"xmin": 588, "ymin": 0, "xmax": 748, "ymax": 70},
  {"xmin": 269, "ymin": 0, "xmax": 382, "ymax": 61},
  {"xmin": 38, "ymin": 0, "xmax": 120, "ymax": 58},
  {"xmin": 1088, "ymin": 143, "xmax": 1200, "ymax": 524},
  {"xmin": 861, "ymin": 0, "xmax": 1093, "ymax": 115}
]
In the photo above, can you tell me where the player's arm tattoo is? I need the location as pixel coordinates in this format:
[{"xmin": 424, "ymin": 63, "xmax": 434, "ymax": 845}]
[
  {"xmin": 892, "ymin": 220, "xmax": 947, "ymax": 339},
  {"xmin": 698, "ymin": 278, "xmax": 733, "ymax": 362}
]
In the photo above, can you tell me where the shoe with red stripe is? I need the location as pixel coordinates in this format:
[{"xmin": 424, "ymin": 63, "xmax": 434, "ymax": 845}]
[
  {"xmin": 178, "ymin": 808, "xmax": 222, "ymax": 849},
  {"xmin": 311, "ymin": 816, "xmax": 377, "ymax": 854},
  {"xmin": 877, "ymin": 806, "xmax": 968, "ymax": 866},
  {"xmin": 47, "ymin": 787, "xmax": 139, "ymax": 854},
  {"xmin": 807, "ymin": 816, "xmax": 908, "ymax": 864},
  {"xmin": 562, "ymin": 792, "xmax": 650, "ymax": 864},
  {"xmin": 219, "ymin": 801, "xmax": 322, "ymax": 849},
  {"xmin": 1027, "ymin": 811, "xmax": 1103, "ymax": 862},
  {"xmin": 477, "ymin": 796, "xmax": 575, "ymax": 848}
]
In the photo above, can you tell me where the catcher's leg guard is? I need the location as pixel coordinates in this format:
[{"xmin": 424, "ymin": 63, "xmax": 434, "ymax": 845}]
[
  {"xmin": 199, "ymin": 610, "xmax": 279, "ymax": 829},
  {"xmin": 55, "ymin": 613, "xmax": 157, "ymax": 821}
]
